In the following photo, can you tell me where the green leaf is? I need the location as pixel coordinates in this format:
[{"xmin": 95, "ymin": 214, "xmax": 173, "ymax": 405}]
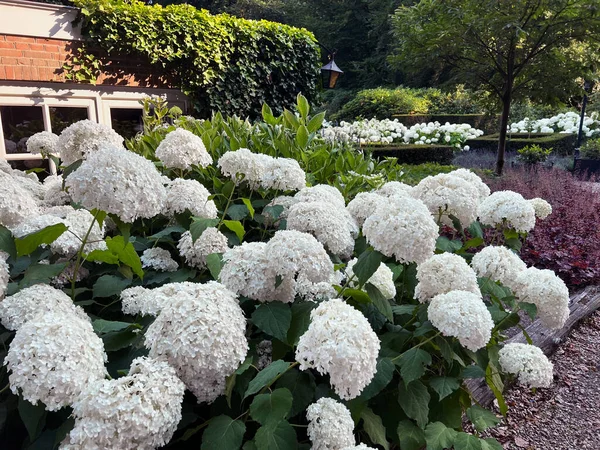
[
  {"xmin": 366, "ymin": 283, "xmax": 393, "ymax": 322},
  {"xmin": 397, "ymin": 380, "xmax": 430, "ymax": 429},
  {"xmin": 392, "ymin": 305, "xmax": 417, "ymax": 316},
  {"xmin": 105, "ymin": 236, "xmax": 144, "ymax": 279},
  {"xmin": 244, "ymin": 360, "xmax": 290, "ymax": 399},
  {"xmin": 0, "ymin": 225, "xmax": 16, "ymax": 260},
  {"xmin": 274, "ymin": 370, "xmax": 315, "ymax": 417},
  {"xmin": 307, "ymin": 111, "xmax": 326, "ymax": 133},
  {"xmin": 249, "ymin": 388, "xmax": 293, "ymax": 425},
  {"xmin": 435, "ymin": 236, "xmax": 462, "ymax": 253},
  {"xmin": 86, "ymin": 249, "xmax": 119, "ymax": 265},
  {"xmin": 223, "ymin": 220, "xmax": 245, "ymax": 242},
  {"xmin": 190, "ymin": 218, "xmax": 219, "ymax": 242},
  {"xmin": 352, "ymin": 248, "xmax": 383, "ymax": 287},
  {"xmin": 227, "ymin": 204, "xmax": 250, "ymax": 221},
  {"xmin": 102, "ymin": 329, "xmax": 139, "ymax": 352},
  {"xmin": 92, "ymin": 274, "xmax": 131, "ymax": 298},
  {"xmin": 18, "ymin": 397, "xmax": 46, "ymax": 442},
  {"xmin": 206, "ymin": 253, "xmax": 224, "ymax": 279},
  {"xmin": 92, "ymin": 319, "xmax": 135, "ymax": 335},
  {"xmin": 252, "ymin": 303, "xmax": 292, "ymax": 343},
  {"xmin": 462, "ymin": 365, "xmax": 486, "ymax": 379},
  {"xmin": 519, "ymin": 302, "xmax": 537, "ymax": 320},
  {"xmin": 480, "ymin": 437, "xmax": 504, "ymax": 450},
  {"xmin": 201, "ymin": 415, "xmax": 246, "ymax": 450},
  {"xmin": 343, "ymin": 288, "xmax": 371, "ymax": 304},
  {"xmin": 297, "ymin": 93, "xmax": 310, "ymax": 118},
  {"xmin": 454, "ymin": 432, "xmax": 482, "ymax": 450},
  {"xmin": 15, "ymin": 223, "xmax": 68, "ymax": 256},
  {"xmin": 397, "ymin": 419, "xmax": 426, "ymax": 450},
  {"xmin": 424, "ymin": 422, "xmax": 457, "ymax": 450},
  {"xmin": 467, "ymin": 222, "xmax": 484, "ymax": 239},
  {"xmin": 295, "ymin": 125, "xmax": 309, "ymax": 148},
  {"xmin": 19, "ymin": 262, "xmax": 68, "ymax": 288},
  {"xmin": 242, "ymin": 198, "xmax": 255, "ymax": 218},
  {"xmin": 429, "ymin": 377, "xmax": 460, "ymax": 401},
  {"xmin": 287, "ymin": 302, "xmax": 316, "ymax": 346},
  {"xmin": 254, "ymin": 420, "xmax": 297, "ymax": 450},
  {"xmin": 494, "ymin": 312, "xmax": 520, "ymax": 331},
  {"xmin": 463, "ymin": 237, "xmax": 484, "ymax": 250},
  {"xmin": 396, "ymin": 348, "xmax": 432, "ymax": 385},
  {"xmin": 360, "ymin": 407, "xmax": 389, "ymax": 450},
  {"xmin": 466, "ymin": 405, "xmax": 500, "ymax": 433},
  {"xmin": 148, "ymin": 225, "xmax": 186, "ymax": 240},
  {"xmin": 360, "ymin": 358, "xmax": 395, "ymax": 401}
]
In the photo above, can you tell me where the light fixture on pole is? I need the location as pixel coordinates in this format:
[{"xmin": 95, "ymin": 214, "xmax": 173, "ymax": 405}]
[
  {"xmin": 318, "ymin": 43, "xmax": 343, "ymax": 89},
  {"xmin": 576, "ymin": 79, "xmax": 594, "ymax": 151}
]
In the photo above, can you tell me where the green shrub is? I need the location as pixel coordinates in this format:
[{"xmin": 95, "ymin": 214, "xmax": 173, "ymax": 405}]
[
  {"xmin": 419, "ymin": 85, "xmax": 483, "ymax": 114},
  {"xmin": 517, "ymin": 144, "xmax": 552, "ymax": 165},
  {"xmin": 580, "ymin": 137, "xmax": 600, "ymax": 159},
  {"xmin": 368, "ymin": 144, "xmax": 455, "ymax": 165},
  {"xmin": 73, "ymin": 0, "xmax": 320, "ymax": 118},
  {"xmin": 467, "ymin": 133, "xmax": 576, "ymax": 156}
]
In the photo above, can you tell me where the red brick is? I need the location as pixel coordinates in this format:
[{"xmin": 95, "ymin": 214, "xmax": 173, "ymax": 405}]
[
  {"xmin": 43, "ymin": 44, "xmax": 61, "ymax": 53},
  {"xmin": 22, "ymin": 50, "xmax": 51, "ymax": 60},
  {"xmin": 0, "ymin": 41, "xmax": 15, "ymax": 49},
  {"xmin": 29, "ymin": 43, "xmax": 45, "ymax": 51},
  {"xmin": 4, "ymin": 66, "xmax": 15, "ymax": 79},
  {"xmin": 1, "ymin": 57, "xmax": 18, "ymax": 65},
  {"xmin": 0, "ymin": 49, "xmax": 22, "ymax": 58},
  {"xmin": 17, "ymin": 57, "xmax": 33, "ymax": 65},
  {"xmin": 0, "ymin": 66, "xmax": 5, "ymax": 80},
  {"xmin": 5, "ymin": 35, "xmax": 27, "ymax": 42},
  {"xmin": 15, "ymin": 42, "xmax": 30, "ymax": 50}
]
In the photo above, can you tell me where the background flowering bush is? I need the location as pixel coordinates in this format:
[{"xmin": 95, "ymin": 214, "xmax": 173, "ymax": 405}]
[
  {"xmin": 0, "ymin": 96, "xmax": 567, "ymax": 449},
  {"xmin": 509, "ymin": 112, "xmax": 600, "ymax": 137}
]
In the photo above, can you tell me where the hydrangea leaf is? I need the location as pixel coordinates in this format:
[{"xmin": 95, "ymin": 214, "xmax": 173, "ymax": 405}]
[
  {"xmin": 92, "ymin": 319, "xmax": 139, "ymax": 335},
  {"xmin": 429, "ymin": 377, "xmax": 460, "ymax": 401},
  {"xmin": 92, "ymin": 274, "xmax": 131, "ymax": 298},
  {"xmin": 435, "ymin": 236, "xmax": 462, "ymax": 253},
  {"xmin": 223, "ymin": 220, "xmax": 245, "ymax": 242},
  {"xmin": 462, "ymin": 365, "xmax": 486, "ymax": 379},
  {"xmin": 227, "ymin": 204, "xmax": 250, "ymax": 221},
  {"xmin": 397, "ymin": 419, "xmax": 426, "ymax": 450},
  {"xmin": 15, "ymin": 223, "xmax": 68, "ymax": 256},
  {"xmin": 254, "ymin": 420, "xmax": 297, "ymax": 450},
  {"xmin": 424, "ymin": 421, "xmax": 457, "ymax": 450},
  {"xmin": 18, "ymin": 396, "xmax": 46, "ymax": 442},
  {"xmin": 242, "ymin": 198, "xmax": 255, "ymax": 218},
  {"xmin": 480, "ymin": 437, "xmax": 504, "ymax": 450},
  {"xmin": 249, "ymin": 388, "xmax": 293, "ymax": 425},
  {"xmin": 397, "ymin": 380, "xmax": 430, "ymax": 429},
  {"xmin": 105, "ymin": 236, "xmax": 144, "ymax": 279},
  {"xmin": 396, "ymin": 348, "xmax": 432, "ymax": 385},
  {"xmin": 287, "ymin": 302, "xmax": 317, "ymax": 346},
  {"xmin": 251, "ymin": 303, "xmax": 292, "ymax": 343},
  {"xmin": 244, "ymin": 360, "xmax": 291, "ymax": 399},
  {"xmin": 360, "ymin": 407, "xmax": 389, "ymax": 450},
  {"xmin": 0, "ymin": 224, "xmax": 16, "ymax": 260},
  {"xmin": 365, "ymin": 283, "xmax": 393, "ymax": 322},
  {"xmin": 466, "ymin": 405, "xmax": 500, "ymax": 432},
  {"xmin": 454, "ymin": 432, "xmax": 483, "ymax": 450},
  {"xmin": 352, "ymin": 248, "xmax": 383, "ymax": 287},
  {"xmin": 190, "ymin": 218, "xmax": 219, "ymax": 242},
  {"xmin": 307, "ymin": 112, "xmax": 326, "ymax": 133},
  {"xmin": 205, "ymin": 253, "xmax": 224, "ymax": 280},
  {"xmin": 201, "ymin": 415, "xmax": 246, "ymax": 450},
  {"xmin": 19, "ymin": 262, "xmax": 68, "ymax": 289},
  {"xmin": 360, "ymin": 358, "xmax": 395, "ymax": 401},
  {"xmin": 274, "ymin": 369, "xmax": 316, "ymax": 417}
]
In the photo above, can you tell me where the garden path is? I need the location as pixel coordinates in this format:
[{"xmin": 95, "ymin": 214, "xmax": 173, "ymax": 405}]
[{"xmin": 487, "ymin": 311, "xmax": 600, "ymax": 449}]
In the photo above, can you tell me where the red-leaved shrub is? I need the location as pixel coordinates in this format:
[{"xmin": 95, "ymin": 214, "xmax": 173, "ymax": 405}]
[{"xmin": 485, "ymin": 167, "xmax": 600, "ymax": 288}]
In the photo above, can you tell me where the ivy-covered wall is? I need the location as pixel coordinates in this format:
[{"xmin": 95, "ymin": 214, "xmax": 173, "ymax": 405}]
[{"xmin": 72, "ymin": 0, "xmax": 321, "ymax": 118}]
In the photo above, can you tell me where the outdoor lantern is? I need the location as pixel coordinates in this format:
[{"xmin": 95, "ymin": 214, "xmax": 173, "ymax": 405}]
[{"xmin": 321, "ymin": 58, "xmax": 343, "ymax": 89}]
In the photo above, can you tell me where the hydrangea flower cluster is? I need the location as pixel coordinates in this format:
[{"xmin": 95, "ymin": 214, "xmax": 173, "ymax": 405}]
[
  {"xmin": 498, "ymin": 343, "xmax": 554, "ymax": 388},
  {"xmin": 529, "ymin": 197, "xmax": 552, "ymax": 219},
  {"xmin": 470, "ymin": 246, "xmax": 527, "ymax": 288},
  {"xmin": 306, "ymin": 398, "xmax": 355, "ymax": 450},
  {"xmin": 141, "ymin": 247, "xmax": 178, "ymax": 272},
  {"xmin": 509, "ymin": 112, "xmax": 600, "ymax": 136},
  {"xmin": 144, "ymin": 281, "xmax": 248, "ymax": 404},
  {"xmin": 0, "ymin": 252, "xmax": 8, "ymax": 299},
  {"xmin": 0, "ymin": 173, "xmax": 39, "ymax": 228},
  {"xmin": 26, "ymin": 131, "xmax": 59, "ymax": 157},
  {"xmin": 414, "ymin": 253, "xmax": 480, "ymax": 303},
  {"xmin": 177, "ymin": 228, "xmax": 228, "ymax": 269},
  {"xmin": 155, "ymin": 128, "xmax": 213, "ymax": 169},
  {"xmin": 346, "ymin": 258, "xmax": 396, "ymax": 300},
  {"xmin": 164, "ymin": 179, "xmax": 218, "ymax": 218},
  {"xmin": 57, "ymin": 120, "xmax": 124, "ymax": 165},
  {"xmin": 478, "ymin": 190, "xmax": 536, "ymax": 232},
  {"xmin": 296, "ymin": 298, "xmax": 380, "ymax": 400},
  {"xmin": 121, "ymin": 283, "xmax": 199, "ymax": 317}
]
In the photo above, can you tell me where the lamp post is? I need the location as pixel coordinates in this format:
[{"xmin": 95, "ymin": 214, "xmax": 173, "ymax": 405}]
[
  {"xmin": 318, "ymin": 43, "xmax": 343, "ymax": 89},
  {"xmin": 575, "ymin": 80, "xmax": 594, "ymax": 156}
]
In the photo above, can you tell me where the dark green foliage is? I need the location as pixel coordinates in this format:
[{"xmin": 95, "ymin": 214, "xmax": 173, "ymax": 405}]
[
  {"xmin": 331, "ymin": 87, "xmax": 430, "ymax": 120},
  {"xmin": 369, "ymin": 144, "xmax": 455, "ymax": 165},
  {"xmin": 579, "ymin": 137, "xmax": 600, "ymax": 159},
  {"xmin": 73, "ymin": 0, "xmax": 320, "ymax": 118},
  {"xmin": 467, "ymin": 133, "xmax": 576, "ymax": 156},
  {"xmin": 517, "ymin": 144, "xmax": 553, "ymax": 165}
]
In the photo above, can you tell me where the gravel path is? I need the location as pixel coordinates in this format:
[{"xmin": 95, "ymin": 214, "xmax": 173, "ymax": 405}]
[{"xmin": 487, "ymin": 311, "xmax": 600, "ymax": 449}]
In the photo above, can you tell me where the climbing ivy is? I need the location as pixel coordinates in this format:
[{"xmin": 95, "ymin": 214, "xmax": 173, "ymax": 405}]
[{"xmin": 72, "ymin": 0, "xmax": 320, "ymax": 117}]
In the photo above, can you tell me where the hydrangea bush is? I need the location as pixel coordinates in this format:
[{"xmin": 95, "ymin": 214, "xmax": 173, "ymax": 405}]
[
  {"xmin": 509, "ymin": 111, "xmax": 600, "ymax": 136},
  {"xmin": 0, "ymin": 96, "xmax": 568, "ymax": 449}
]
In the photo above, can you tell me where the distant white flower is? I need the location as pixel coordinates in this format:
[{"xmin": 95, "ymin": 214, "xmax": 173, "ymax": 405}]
[
  {"xmin": 414, "ymin": 253, "xmax": 480, "ymax": 303},
  {"xmin": 121, "ymin": 283, "xmax": 200, "ymax": 317},
  {"xmin": 145, "ymin": 281, "xmax": 248, "ymax": 404},
  {"xmin": 499, "ymin": 343, "xmax": 553, "ymax": 388},
  {"xmin": 58, "ymin": 120, "xmax": 123, "ymax": 165},
  {"xmin": 428, "ymin": 290, "xmax": 493, "ymax": 351},
  {"xmin": 306, "ymin": 398, "xmax": 355, "ymax": 450},
  {"xmin": 296, "ymin": 298, "xmax": 380, "ymax": 400},
  {"xmin": 471, "ymin": 246, "xmax": 527, "ymax": 288},
  {"xmin": 262, "ymin": 157, "xmax": 306, "ymax": 191},
  {"xmin": 141, "ymin": 247, "xmax": 178, "ymax": 272},
  {"xmin": 65, "ymin": 145, "xmax": 167, "ymax": 223},
  {"xmin": 511, "ymin": 267, "xmax": 569, "ymax": 329},
  {"xmin": 164, "ymin": 179, "xmax": 217, "ymax": 219},
  {"xmin": 346, "ymin": 192, "xmax": 386, "ymax": 227},
  {"xmin": 26, "ymin": 131, "xmax": 58, "ymax": 157},
  {"xmin": 177, "ymin": 228, "xmax": 228, "ymax": 269},
  {"xmin": 478, "ymin": 191, "xmax": 536, "ymax": 232},
  {"xmin": 218, "ymin": 148, "xmax": 270, "ymax": 189},
  {"xmin": 363, "ymin": 197, "xmax": 438, "ymax": 264},
  {"xmin": 155, "ymin": 128, "xmax": 212, "ymax": 170},
  {"xmin": 346, "ymin": 258, "xmax": 396, "ymax": 299},
  {"xmin": 63, "ymin": 357, "xmax": 185, "ymax": 449},
  {"xmin": 529, "ymin": 198, "xmax": 552, "ymax": 219}
]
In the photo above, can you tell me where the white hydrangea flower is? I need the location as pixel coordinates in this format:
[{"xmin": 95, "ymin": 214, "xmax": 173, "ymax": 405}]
[
  {"xmin": 58, "ymin": 120, "xmax": 124, "ymax": 165},
  {"xmin": 177, "ymin": 228, "xmax": 228, "ymax": 269},
  {"xmin": 42, "ymin": 175, "xmax": 71, "ymax": 207},
  {"xmin": 448, "ymin": 168, "xmax": 491, "ymax": 201},
  {"xmin": 164, "ymin": 178, "xmax": 218, "ymax": 219},
  {"xmin": 346, "ymin": 258, "xmax": 396, "ymax": 299},
  {"xmin": 0, "ymin": 252, "xmax": 9, "ymax": 300},
  {"xmin": 498, "ymin": 343, "xmax": 553, "ymax": 388},
  {"xmin": 362, "ymin": 197, "xmax": 438, "ymax": 265},
  {"xmin": 471, "ymin": 246, "xmax": 527, "ymax": 288},
  {"xmin": 62, "ymin": 357, "xmax": 185, "ymax": 450},
  {"xmin": 264, "ymin": 195, "xmax": 299, "ymax": 226},
  {"xmin": 141, "ymin": 247, "xmax": 178, "ymax": 272},
  {"xmin": 428, "ymin": 290, "xmax": 493, "ymax": 352},
  {"xmin": 511, "ymin": 267, "xmax": 569, "ymax": 329},
  {"xmin": 295, "ymin": 184, "xmax": 346, "ymax": 210},
  {"xmin": 51, "ymin": 208, "xmax": 105, "ymax": 257},
  {"xmin": 529, "ymin": 198, "xmax": 552, "ymax": 219},
  {"xmin": 412, "ymin": 174, "xmax": 480, "ymax": 227},
  {"xmin": 9, "ymin": 170, "xmax": 46, "ymax": 201},
  {"xmin": 11, "ymin": 214, "xmax": 64, "ymax": 239},
  {"xmin": 0, "ymin": 283, "xmax": 90, "ymax": 331},
  {"xmin": 341, "ymin": 445, "xmax": 376, "ymax": 450},
  {"xmin": 287, "ymin": 201, "xmax": 357, "ymax": 259},
  {"xmin": 414, "ymin": 253, "xmax": 480, "ymax": 303},
  {"xmin": 262, "ymin": 157, "xmax": 306, "ymax": 191},
  {"xmin": 296, "ymin": 298, "xmax": 380, "ymax": 400},
  {"xmin": 217, "ymin": 148, "xmax": 270, "ymax": 189},
  {"xmin": 26, "ymin": 131, "xmax": 58, "ymax": 157},
  {"xmin": 306, "ymin": 398, "xmax": 355, "ymax": 450},
  {"xmin": 65, "ymin": 145, "xmax": 167, "ymax": 223},
  {"xmin": 144, "ymin": 281, "xmax": 248, "ymax": 404},
  {"xmin": 155, "ymin": 128, "xmax": 212, "ymax": 170},
  {"xmin": 375, "ymin": 181, "xmax": 413, "ymax": 198},
  {"xmin": 5, "ymin": 310, "xmax": 107, "ymax": 411},
  {"xmin": 346, "ymin": 192, "xmax": 386, "ymax": 227},
  {"xmin": 0, "ymin": 174, "xmax": 40, "ymax": 228},
  {"xmin": 477, "ymin": 191, "xmax": 536, "ymax": 233}
]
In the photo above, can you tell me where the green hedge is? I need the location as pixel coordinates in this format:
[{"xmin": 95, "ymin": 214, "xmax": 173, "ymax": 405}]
[
  {"xmin": 73, "ymin": 0, "xmax": 320, "ymax": 118},
  {"xmin": 466, "ymin": 133, "xmax": 577, "ymax": 155},
  {"xmin": 392, "ymin": 114, "xmax": 500, "ymax": 134},
  {"xmin": 368, "ymin": 144, "xmax": 455, "ymax": 165}
]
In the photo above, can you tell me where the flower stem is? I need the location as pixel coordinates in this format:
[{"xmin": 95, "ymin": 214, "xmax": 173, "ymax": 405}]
[
  {"xmin": 70, "ymin": 210, "xmax": 101, "ymax": 300},
  {"xmin": 392, "ymin": 331, "xmax": 443, "ymax": 362}
]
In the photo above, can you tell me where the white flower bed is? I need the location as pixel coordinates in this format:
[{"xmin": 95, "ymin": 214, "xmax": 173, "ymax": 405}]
[
  {"xmin": 322, "ymin": 118, "xmax": 484, "ymax": 150},
  {"xmin": 509, "ymin": 111, "xmax": 600, "ymax": 136}
]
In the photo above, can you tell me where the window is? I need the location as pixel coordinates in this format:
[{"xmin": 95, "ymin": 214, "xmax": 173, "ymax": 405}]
[
  {"xmin": 110, "ymin": 108, "xmax": 143, "ymax": 140},
  {"xmin": 50, "ymin": 106, "xmax": 89, "ymax": 135},
  {"xmin": 1, "ymin": 105, "xmax": 45, "ymax": 154}
]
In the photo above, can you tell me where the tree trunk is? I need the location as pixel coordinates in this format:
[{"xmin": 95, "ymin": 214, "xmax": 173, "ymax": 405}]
[{"xmin": 495, "ymin": 92, "xmax": 512, "ymax": 175}]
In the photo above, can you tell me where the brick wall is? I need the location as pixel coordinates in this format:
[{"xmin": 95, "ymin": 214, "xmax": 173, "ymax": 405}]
[{"xmin": 0, "ymin": 34, "xmax": 171, "ymax": 88}]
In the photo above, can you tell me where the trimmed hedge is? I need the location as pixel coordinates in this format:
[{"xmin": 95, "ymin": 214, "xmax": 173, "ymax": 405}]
[
  {"xmin": 368, "ymin": 144, "xmax": 455, "ymax": 165},
  {"xmin": 467, "ymin": 133, "xmax": 577, "ymax": 155},
  {"xmin": 392, "ymin": 114, "xmax": 500, "ymax": 134},
  {"xmin": 73, "ymin": 0, "xmax": 320, "ymax": 118}
]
